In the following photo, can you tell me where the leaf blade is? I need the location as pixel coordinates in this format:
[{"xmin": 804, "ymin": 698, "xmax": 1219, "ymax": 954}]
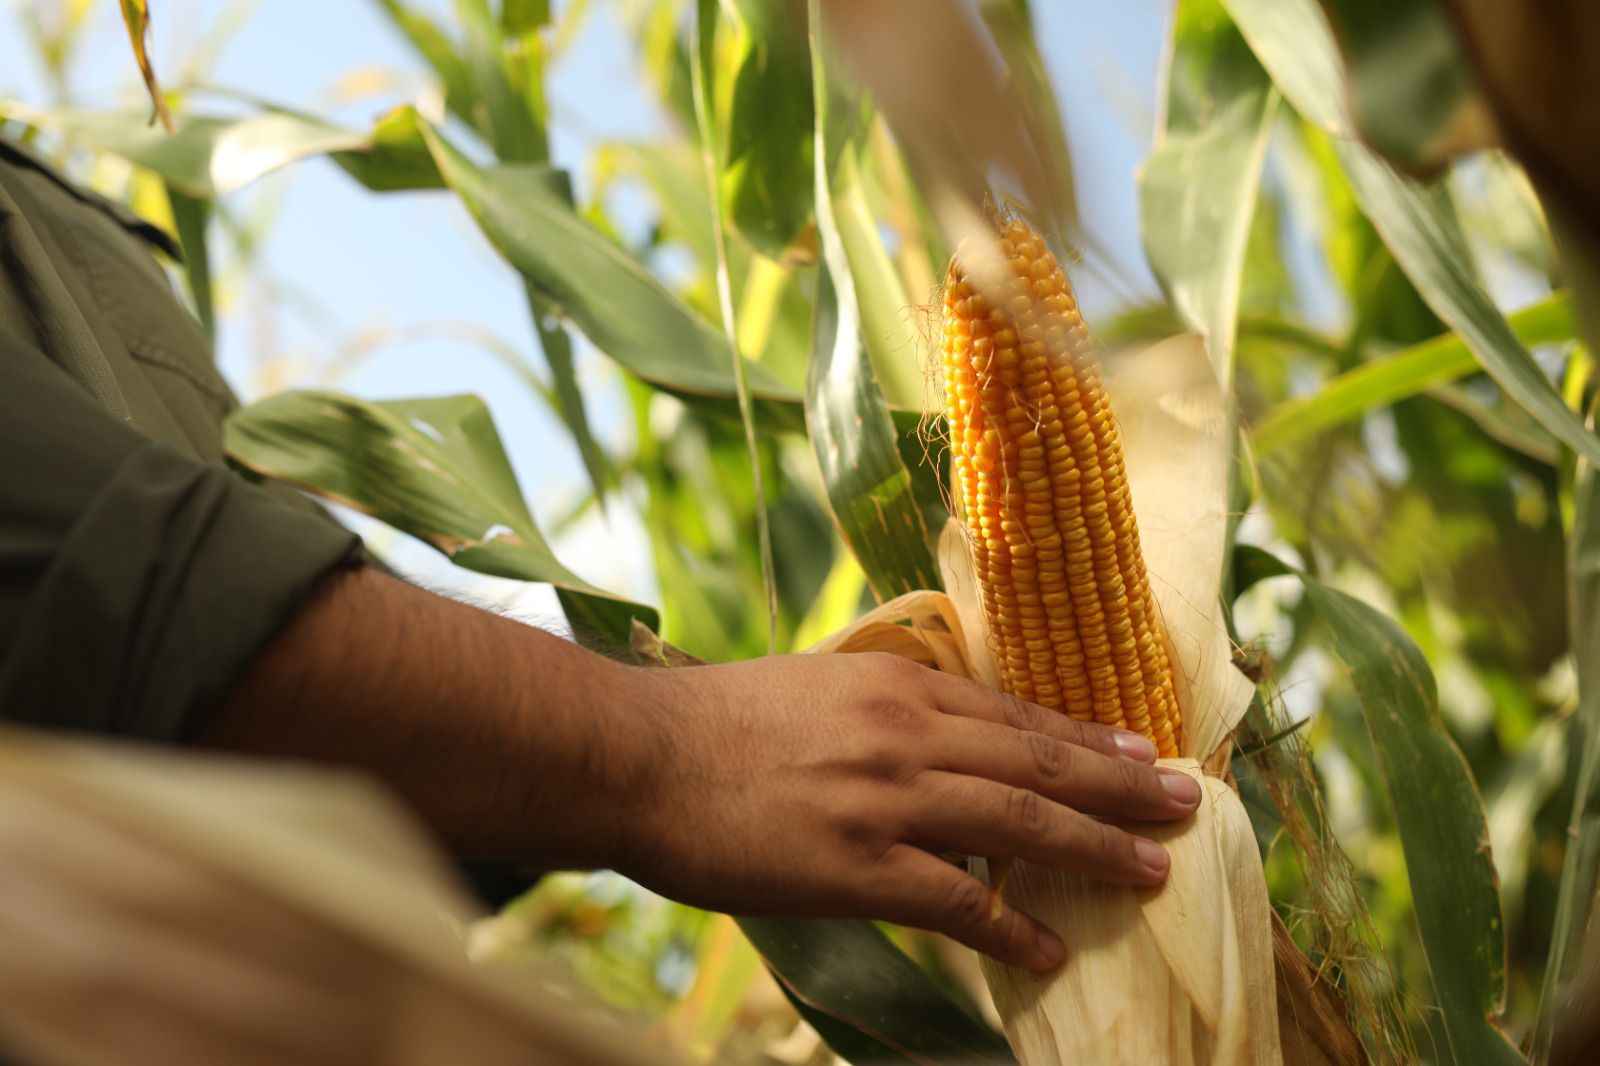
[
  {"xmin": 1535, "ymin": 425, "xmax": 1600, "ymax": 1059},
  {"xmin": 1250, "ymin": 291, "xmax": 1575, "ymax": 453},
  {"xmin": 1301, "ymin": 578, "xmax": 1521, "ymax": 1065},
  {"xmin": 1223, "ymin": 0, "xmax": 1600, "ymax": 466},
  {"xmin": 225, "ymin": 390, "xmax": 652, "ymax": 647},
  {"xmin": 1141, "ymin": 0, "xmax": 1279, "ymax": 386},
  {"xmin": 738, "ymin": 918, "xmax": 1014, "ymax": 1065},
  {"xmin": 415, "ymin": 115, "xmax": 801, "ymax": 407},
  {"xmin": 806, "ymin": 6, "xmax": 942, "ymax": 601}
]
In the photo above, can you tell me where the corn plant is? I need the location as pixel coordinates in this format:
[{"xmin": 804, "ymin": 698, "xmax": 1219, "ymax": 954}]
[{"xmin": 7, "ymin": 0, "xmax": 1600, "ymax": 1061}]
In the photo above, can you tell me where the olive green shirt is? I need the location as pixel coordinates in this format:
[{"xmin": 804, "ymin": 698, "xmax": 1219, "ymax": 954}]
[{"xmin": 0, "ymin": 140, "xmax": 361, "ymax": 741}]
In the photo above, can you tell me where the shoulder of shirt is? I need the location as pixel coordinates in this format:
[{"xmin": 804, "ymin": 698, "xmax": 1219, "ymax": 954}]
[{"xmin": 0, "ymin": 137, "xmax": 182, "ymax": 260}]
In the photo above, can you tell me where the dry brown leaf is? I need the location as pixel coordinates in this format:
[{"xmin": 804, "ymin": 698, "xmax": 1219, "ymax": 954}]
[{"xmin": 116, "ymin": 0, "xmax": 174, "ymax": 133}]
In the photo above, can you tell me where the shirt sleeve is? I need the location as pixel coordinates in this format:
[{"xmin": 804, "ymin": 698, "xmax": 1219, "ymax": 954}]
[{"xmin": 0, "ymin": 328, "xmax": 363, "ymax": 743}]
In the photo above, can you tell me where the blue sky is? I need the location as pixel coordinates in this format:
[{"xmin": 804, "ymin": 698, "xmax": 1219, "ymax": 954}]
[{"xmin": 0, "ymin": 0, "xmax": 1174, "ymax": 622}]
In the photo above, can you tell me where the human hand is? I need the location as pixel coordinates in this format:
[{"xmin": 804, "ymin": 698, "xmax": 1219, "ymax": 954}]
[{"xmin": 611, "ymin": 653, "xmax": 1202, "ymax": 971}]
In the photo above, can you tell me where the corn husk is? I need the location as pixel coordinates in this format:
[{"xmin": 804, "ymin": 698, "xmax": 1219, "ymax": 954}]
[
  {"xmin": 0, "ymin": 726, "xmax": 673, "ymax": 1066},
  {"xmin": 813, "ymin": 336, "xmax": 1289, "ymax": 1065}
]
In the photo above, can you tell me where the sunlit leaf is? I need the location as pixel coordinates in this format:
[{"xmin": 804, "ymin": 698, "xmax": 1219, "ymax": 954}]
[
  {"xmin": 791, "ymin": 552, "xmax": 870, "ymax": 649},
  {"xmin": 1301, "ymin": 578, "xmax": 1522, "ymax": 1064},
  {"xmin": 455, "ymin": 0, "xmax": 545, "ymax": 163},
  {"xmin": 629, "ymin": 395, "xmax": 758, "ymax": 659},
  {"xmin": 466, "ymin": 149, "xmax": 610, "ymax": 503},
  {"xmin": 415, "ymin": 114, "xmax": 802, "ymax": 410},
  {"xmin": 599, "ymin": 137, "xmax": 930, "ymax": 423},
  {"xmin": 596, "ymin": 141, "xmax": 718, "ymax": 267},
  {"xmin": 805, "ymin": 6, "xmax": 941, "ymax": 602},
  {"xmin": 528, "ymin": 280, "xmax": 612, "ymax": 504},
  {"xmin": 692, "ymin": 0, "xmax": 779, "ymax": 652},
  {"xmin": 832, "ymin": 145, "xmax": 928, "ymax": 411},
  {"xmin": 399, "ymin": 12, "xmax": 604, "ymax": 503},
  {"xmin": 808, "ymin": 262, "xmax": 945, "ymax": 599},
  {"xmin": 1219, "ymin": 0, "xmax": 1352, "ymax": 135},
  {"xmin": 329, "ymin": 102, "xmax": 447, "ymax": 192},
  {"xmin": 1251, "ymin": 290, "xmax": 1576, "ymax": 454},
  {"xmin": 1426, "ymin": 381, "xmax": 1561, "ymax": 467},
  {"xmin": 1223, "ymin": 0, "xmax": 1600, "ymax": 467},
  {"xmin": 225, "ymin": 390, "xmax": 653, "ymax": 648},
  {"xmin": 502, "ymin": 0, "xmax": 550, "ymax": 36},
  {"xmin": 1, "ymin": 103, "xmax": 439, "ymax": 197},
  {"xmin": 1140, "ymin": 0, "xmax": 1279, "ymax": 386},
  {"xmin": 722, "ymin": 0, "xmax": 816, "ymax": 261},
  {"xmin": 1336, "ymin": 142, "xmax": 1600, "ymax": 464},
  {"xmin": 372, "ymin": 0, "xmax": 481, "ymax": 132},
  {"xmin": 1454, "ymin": 153, "xmax": 1555, "ymax": 281}
]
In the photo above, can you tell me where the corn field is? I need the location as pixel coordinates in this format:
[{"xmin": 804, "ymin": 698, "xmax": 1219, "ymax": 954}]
[{"xmin": 5, "ymin": 0, "xmax": 1600, "ymax": 1062}]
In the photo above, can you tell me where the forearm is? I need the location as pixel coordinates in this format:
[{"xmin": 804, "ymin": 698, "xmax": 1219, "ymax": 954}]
[
  {"xmin": 197, "ymin": 564, "xmax": 656, "ymax": 868},
  {"xmin": 196, "ymin": 561, "xmax": 1199, "ymax": 973}
]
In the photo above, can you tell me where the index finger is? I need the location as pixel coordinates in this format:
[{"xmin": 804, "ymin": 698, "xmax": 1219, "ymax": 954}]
[{"xmin": 921, "ymin": 671, "xmax": 1158, "ymax": 763}]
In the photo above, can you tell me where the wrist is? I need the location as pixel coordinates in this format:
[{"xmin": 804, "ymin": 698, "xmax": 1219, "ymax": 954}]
[
  {"xmin": 593, "ymin": 661, "xmax": 677, "ymax": 878},
  {"xmin": 503, "ymin": 637, "xmax": 670, "ymax": 873}
]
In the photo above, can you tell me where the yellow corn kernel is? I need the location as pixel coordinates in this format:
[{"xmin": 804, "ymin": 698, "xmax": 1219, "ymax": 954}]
[{"xmin": 941, "ymin": 218, "xmax": 1181, "ymax": 756}]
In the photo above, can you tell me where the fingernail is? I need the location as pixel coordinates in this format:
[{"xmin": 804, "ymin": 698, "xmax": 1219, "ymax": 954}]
[
  {"xmin": 1159, "ymin": 770, "xmax": 1201, "ymax": 806},
  {"xmin": 1113, "ymin": 730, "xmax": 1156, "ymax": 762},
  {"xmin": 1135, "ymin": 837, "xmax": 1169, "ymax": 875},
  {"xmin": 1034, "ymin": 925, "xmax": 1066, "ymax": 969}
]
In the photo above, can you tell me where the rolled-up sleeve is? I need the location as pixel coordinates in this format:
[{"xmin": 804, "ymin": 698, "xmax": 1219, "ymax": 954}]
[{"xmin": 0, "ymin": 331, "xmax": 361, "ymax": 742}]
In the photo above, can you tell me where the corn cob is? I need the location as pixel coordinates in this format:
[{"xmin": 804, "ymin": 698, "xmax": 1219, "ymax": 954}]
[{"xmin": 940, "ymin": 217, "xmax": 1181, "ymax": 756}]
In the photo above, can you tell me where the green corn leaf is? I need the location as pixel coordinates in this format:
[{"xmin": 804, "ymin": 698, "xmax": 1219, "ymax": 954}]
[
  {"xmin": 372, "ymin": 0, "xmax": 482, "ymax": 133},
  {"xmin": 414, "ymin": 114, "xmax": 804, "ymax": 413},
  {"xmin": 0, "ymin": 103, "xmax": 441, "ymax": 196},
  {"xmin": 1251, "ymin": 290, "xmax": 1576, "ymax": 454},
  {"xmin": 691, "ymin": 0, "xmax": 779, "ymax": 653},
  {"xmin": 805, "ymin": 4, "xmax": 941, "ymax": 602},
  {"xmin": 1301, "ymin": 577, "xmax": 1522, "ymax": 1065},
  {"xmin": 502, "ymin": 0, "xmax": 550, "ymax": 36},
  {"xmin": 1535, "ymin": 427, "xmax": 1600, "ymax": 1060},
  {"xmin": 454, "ymin": 0, "xmax": 545, "ymax": 163},
  {"xmin": 722, "ymin": 0, "xmax": 816, "ymax": 261},
  {"xmin": 526, "ymin": 281, "xmax": 612, "ymax": 505},
  {"xmin": 1223, "ymin": 0, "xmax": 1600, "ymax": 467},
  {"xmin": 226, "ymin": 390, "xmax": 653, "ymax": 649},
  {"xmin": 739, "ymin": 918, "xmax": 1014, "ymax": 1065},
  {"xmin": 164, "ymin": 184, "xmax": 214, "ymax": 344},
  {"xmin": 831, "ymin": 144, "xmax": 928, "ymax": 412},
  {"xmin": 1140, "ymin": 0, "xmax": 1279, "ymax": 386}
]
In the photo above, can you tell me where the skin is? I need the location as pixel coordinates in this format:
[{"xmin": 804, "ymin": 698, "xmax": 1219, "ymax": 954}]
[{"xmin": 201, "ymin": 564, "xmax": 1202, "ymax": 973}]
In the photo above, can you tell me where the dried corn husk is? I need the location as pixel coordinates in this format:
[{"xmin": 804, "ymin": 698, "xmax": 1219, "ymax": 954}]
[
  {"xmin": 812, "ymin": 336, "xmax": 1304, "ymax": 1065},
  {"xmin": 0, "ymin": 727, "xmax": 674, "ymax": 1066}
]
